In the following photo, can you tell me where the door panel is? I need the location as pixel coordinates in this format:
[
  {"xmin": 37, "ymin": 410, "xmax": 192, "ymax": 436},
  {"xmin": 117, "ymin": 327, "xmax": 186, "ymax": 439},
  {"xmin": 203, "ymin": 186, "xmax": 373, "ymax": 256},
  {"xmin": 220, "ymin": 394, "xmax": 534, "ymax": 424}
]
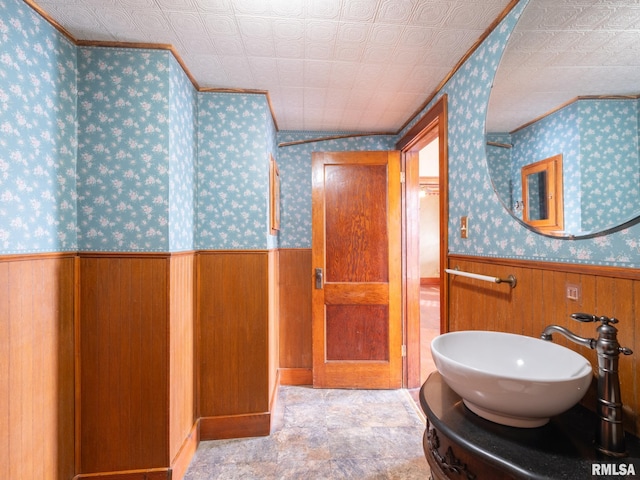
[
  {"xmin": 312, "ymin": 151, "xmax": 402, "ymax": 389},
  {"xmin": 325, "ymin": 163, "xmax": 389, "ymax": 283}
]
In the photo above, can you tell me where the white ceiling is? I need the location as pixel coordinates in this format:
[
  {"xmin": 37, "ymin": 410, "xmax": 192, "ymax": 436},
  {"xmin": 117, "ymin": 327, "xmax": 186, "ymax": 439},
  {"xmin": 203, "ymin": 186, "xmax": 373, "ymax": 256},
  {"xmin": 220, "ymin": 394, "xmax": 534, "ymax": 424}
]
[
  {"xmin": 29, "ymin": 0, "xmax": 640, "ymax": 134},
  {"xmin": 31, "ymin": 0, "xmax": 513, "ymax": 132}
]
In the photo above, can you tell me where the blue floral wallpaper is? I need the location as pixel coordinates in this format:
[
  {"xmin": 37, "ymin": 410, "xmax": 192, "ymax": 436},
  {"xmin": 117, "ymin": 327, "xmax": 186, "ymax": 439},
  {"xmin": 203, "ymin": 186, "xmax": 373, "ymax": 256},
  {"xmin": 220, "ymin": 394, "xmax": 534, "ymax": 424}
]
[
  {"xmin": 400, "ymin": 0, "xmax": 640, "ymax": 268},
  {"xmin": 1, "ymin": 0, "xmax": 640, "ymax": 268},
  {"xmin": 0, "ymin": 0, "xmax": 77, "ymax": 254},
  {"xmin": 577, "ymin": 99, "xmax": 639, "ymax": 232},
  {"xmin": 77, "ymin": 47, "xmax": 174, "ymax": 252},
  {"xmin": 276, "ymin": 132, "xmax": 396, "ymax": 249},
  {"xmin": 489, "ymin": 98, "xmax": 640, "ymax": 235},
  {"xmin": 169, "ymin": 59, "xmax": 196, "ymax": 252},
  {"xmin": 486, "ymin": 133, "xmax": 513, "ymax": 212},
  {"xmin": 196, "ymin": 92, "xmax": 277, "ymax": 250}
]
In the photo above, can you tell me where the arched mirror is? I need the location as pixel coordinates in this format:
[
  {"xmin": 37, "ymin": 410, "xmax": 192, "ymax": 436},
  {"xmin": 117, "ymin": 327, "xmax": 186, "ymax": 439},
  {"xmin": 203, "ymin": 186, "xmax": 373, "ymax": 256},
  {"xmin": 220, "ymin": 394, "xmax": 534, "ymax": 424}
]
[{"xmin": 486, "ymin": 0, "xmax": 640, "ymax": 238}]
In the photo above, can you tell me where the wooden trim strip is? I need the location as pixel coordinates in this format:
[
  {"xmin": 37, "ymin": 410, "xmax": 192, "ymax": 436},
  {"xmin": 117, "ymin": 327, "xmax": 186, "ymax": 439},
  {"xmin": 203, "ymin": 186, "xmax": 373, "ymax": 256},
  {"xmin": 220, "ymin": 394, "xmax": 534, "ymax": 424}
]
[
  {"xmin": 77, "ymin": 251, "xmax": 173, "ymax": 259},
  {"xmin": 448, "ymin": 254, "xmax": 640, "ymax": 281},
  {"xmin": 73, "ymin": 468, "xmax": 169, "ymax": 480},
  {"xmin": 74, "ymin": 255, "xmax": 82, "ymax": 474},
  {"xmin": 396, "ymin": 95, "xmax": 447, "ymax": 151},
  {"xmin": 0, "ymin": 251, "xmax": 202, "ymax": 261},
  {"xmin": 199, "ymin": 413, "xmax": 271, "ymax": 441},
  {"xmin": 196, "ymin": 249, "xmax": 271, "ymax": 255},
  {"xmin": 324, "ymin": 283, "xmax": 389, "ymax": 305},
  {"xmin": 278, "ymin": 132, "xmax": 395, "ymax": 148},
  {"xmin": 279, "ymin": 368, "xmax": 313, "ymax": 386},
  {"xmin": 486, "ymin": 141, "xmax": 512, "ymax": 149},
  {"xmin": 269, "ymin": 370, "xmax": 281, "ymax": 411},
  {"xmin": 0, "ymin": 251, "xmax": 77, "ymax": 262},
  {"xmin": 169, "ymin": 421, "xmax": 199, "ymax": 480},
  {"xmin": 510, "ymin": 94, "xmax": 640, "ymax": 134},
  {"xmin": 77, "ymin": 40, "xmax": 174, "ymax": 50},
  {"xmin": 1, "ymin": 249, "xmax": 278, "ymax": 261},
  {"xmin": 199, "ymin": 87, "xmax": 268, "ymax": 95}
]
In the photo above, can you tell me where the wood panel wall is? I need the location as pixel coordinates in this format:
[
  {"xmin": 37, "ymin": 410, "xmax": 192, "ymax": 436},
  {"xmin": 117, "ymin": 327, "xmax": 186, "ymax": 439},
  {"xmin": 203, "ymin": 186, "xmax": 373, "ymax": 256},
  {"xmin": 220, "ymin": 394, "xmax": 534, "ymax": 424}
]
[
  {"xmin": 447, "ymin": 254, "xmax": 639, "ymax": 436},
  {"xmin": 0, "ymin": 254, "xmax": 75, "ymax": 480},
  {"xmin": 278, "ymin": 249, "xmax": 312, "ymax": 385},
  {"xmin": 168, "ymin": 253, "xmax": 195, "ymax": 477},
  {"xmin": 197, "ymin": 251, "xmax": 278, "ymax": 439},
  {"xmin": 268, "ymin": 250, "xmax": 280, "ymax": 399},
  {"xmin": 78, "ymin": 254, "xmax": 170, "ymax": 473}
]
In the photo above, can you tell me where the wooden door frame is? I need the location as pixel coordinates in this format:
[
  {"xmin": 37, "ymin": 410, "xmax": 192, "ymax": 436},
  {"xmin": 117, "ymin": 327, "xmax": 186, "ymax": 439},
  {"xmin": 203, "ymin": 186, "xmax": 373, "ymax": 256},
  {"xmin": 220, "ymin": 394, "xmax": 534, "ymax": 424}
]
[{"xmin": 396, "ymin": 95, "xmax": 449, "ymax": 389}]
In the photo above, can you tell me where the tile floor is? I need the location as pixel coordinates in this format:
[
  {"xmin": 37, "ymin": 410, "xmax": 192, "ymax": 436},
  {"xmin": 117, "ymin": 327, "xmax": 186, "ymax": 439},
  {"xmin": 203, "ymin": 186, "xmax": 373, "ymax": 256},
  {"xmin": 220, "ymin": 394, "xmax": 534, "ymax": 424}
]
[{"xmin": 184, "ymin": 386, "xmax": 430, "ymax": 479}]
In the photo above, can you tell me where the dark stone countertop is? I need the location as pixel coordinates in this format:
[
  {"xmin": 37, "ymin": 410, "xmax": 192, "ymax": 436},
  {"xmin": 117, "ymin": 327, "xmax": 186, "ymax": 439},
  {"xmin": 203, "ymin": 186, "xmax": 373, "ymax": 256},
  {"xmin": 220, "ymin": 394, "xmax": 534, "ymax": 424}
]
[{"xmin": 420, "ymin": 372, "xmax": 640, "ymax": 480}]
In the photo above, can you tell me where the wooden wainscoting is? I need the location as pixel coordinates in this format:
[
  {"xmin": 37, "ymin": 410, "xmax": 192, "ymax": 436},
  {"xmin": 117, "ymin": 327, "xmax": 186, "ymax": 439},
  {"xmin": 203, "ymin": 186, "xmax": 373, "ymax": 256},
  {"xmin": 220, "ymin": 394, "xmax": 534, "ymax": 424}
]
[
  {"xmin": 168, "ymin": 253, "xmax": 196, "ymax": 479},
  {"xmin": 196, "ymin": 250, "xmax": 279, "ymax": 440},
  {"xmin": 78, "ymin": 253, "xmax": 170, "ymax": 474},
  {"xmin": 0, "ymin": 253, "xmax": 76, "ymax": 480},
  {"xmin": 278, "ymin": 249, "xmax": 312, "ymax": 385},
  {"xmin": 447, "ymin": 254, "xmax": 640, "ymax": 436},
  {"xmin": 77, "ymin": 252, "xmax": 197, "ymax": 480}
]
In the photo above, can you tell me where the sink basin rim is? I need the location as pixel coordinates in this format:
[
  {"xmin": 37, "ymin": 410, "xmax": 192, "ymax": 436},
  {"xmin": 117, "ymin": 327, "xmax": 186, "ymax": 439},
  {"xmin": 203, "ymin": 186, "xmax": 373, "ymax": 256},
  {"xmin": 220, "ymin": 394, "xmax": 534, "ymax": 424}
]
[
  {"xmin": 430, "ymin": 330, "xmax": 593, "ymax": 428},
  {"xmin": 431, "ymin": 330, "xmax": 593, "ymax": 383}
]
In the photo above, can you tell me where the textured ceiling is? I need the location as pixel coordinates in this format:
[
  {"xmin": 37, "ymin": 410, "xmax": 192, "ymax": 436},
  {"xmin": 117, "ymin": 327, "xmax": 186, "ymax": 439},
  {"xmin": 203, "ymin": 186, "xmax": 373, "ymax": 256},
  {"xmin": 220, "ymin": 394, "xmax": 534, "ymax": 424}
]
[
  {"xmin": 29, "ymin": 0, "xmax": 638, "ymax": 134},
  {"xmin": 31, "ymin": 0, "xmax": 513, "ymax": 132},
  {"xmin": 487, "ymin": 0, "xmax": 640, "ymax": 133}
]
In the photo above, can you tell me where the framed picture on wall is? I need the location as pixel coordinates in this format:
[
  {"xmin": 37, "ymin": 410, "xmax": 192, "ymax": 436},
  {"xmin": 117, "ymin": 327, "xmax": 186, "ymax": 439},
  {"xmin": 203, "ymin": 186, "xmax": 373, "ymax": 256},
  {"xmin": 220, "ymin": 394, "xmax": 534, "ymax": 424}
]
[{"xmin": 270, "ymin": 154, "xmax": 280, "ymax": 234}]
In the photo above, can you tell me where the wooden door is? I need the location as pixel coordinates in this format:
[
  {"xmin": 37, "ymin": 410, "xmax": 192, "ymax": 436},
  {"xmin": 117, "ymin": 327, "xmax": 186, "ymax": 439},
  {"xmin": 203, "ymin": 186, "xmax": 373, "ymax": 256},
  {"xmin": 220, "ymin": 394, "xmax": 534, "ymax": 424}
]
[{"xmin": 311, "ymin": 151, "xmax": 402, "ymax": 389}]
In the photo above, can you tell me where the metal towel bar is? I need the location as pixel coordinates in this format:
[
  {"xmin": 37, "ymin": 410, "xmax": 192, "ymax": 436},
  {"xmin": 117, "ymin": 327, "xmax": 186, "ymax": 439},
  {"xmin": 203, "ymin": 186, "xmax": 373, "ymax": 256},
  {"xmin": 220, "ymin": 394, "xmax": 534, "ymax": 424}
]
[{"xmin": 445, "ymin": 267, "xmax": 517, "ymax": 288}]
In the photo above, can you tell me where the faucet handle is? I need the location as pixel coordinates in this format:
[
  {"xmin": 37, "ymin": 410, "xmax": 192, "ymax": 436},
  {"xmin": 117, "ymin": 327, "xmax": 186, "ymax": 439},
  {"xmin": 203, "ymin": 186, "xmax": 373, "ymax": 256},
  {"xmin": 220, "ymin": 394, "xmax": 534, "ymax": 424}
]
[
  {"xmin": 571, "ymin": 312, "xmax": 618, "ymax": 325},
  {"xmin": 571, "ymin": 312, "xmax": 598, "ymax": 322}
]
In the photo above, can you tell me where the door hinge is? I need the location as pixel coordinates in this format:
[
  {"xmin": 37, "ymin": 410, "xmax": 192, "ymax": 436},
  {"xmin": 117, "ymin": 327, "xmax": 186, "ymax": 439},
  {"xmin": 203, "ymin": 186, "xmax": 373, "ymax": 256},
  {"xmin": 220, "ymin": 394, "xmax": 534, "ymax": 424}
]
[
  {"xmin": 402, "ymin": 345, "xmax": 407, "ymax": 357},
  {"xmin": 400, "ymin": 172, "xmax": 405, "ymax": 184}
]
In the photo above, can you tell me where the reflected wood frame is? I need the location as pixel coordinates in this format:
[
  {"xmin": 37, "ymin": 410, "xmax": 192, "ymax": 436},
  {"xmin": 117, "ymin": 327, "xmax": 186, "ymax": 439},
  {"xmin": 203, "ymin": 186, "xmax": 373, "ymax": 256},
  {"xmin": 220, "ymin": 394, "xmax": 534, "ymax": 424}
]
[{"xmin": 270, "ymin": 154, "xmax": 280, "ymax": 234}]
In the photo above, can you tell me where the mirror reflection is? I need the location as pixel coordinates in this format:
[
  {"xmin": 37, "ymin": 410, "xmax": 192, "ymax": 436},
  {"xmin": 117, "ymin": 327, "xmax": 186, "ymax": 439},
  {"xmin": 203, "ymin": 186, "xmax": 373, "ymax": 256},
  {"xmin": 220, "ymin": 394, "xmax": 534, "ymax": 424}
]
[
  {"xmin": 526, "ymin": 171, "xmax": 547, "ymax": 221},
  {"xmin": 486, "ymin": 0, "xmax": 640, "ymax": 238},
  {"xmin": 521, "ymin": 154, "xmax": 563, "ymax": 231}
]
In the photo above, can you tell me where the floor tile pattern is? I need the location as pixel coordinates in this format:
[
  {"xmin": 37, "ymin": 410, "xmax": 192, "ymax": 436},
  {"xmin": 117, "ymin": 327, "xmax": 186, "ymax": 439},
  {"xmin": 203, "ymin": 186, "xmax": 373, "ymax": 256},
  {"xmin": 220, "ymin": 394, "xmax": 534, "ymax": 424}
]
[{"xmin": 184, "ymin": 386, "xmax": 430, "ymax": 479}]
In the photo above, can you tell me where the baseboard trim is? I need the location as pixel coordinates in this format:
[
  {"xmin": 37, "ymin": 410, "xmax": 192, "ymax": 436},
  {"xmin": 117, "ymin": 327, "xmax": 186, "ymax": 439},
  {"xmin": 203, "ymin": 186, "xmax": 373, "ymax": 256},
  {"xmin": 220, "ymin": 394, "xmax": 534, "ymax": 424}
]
[
  {"xmin": 279, "ymin": 368, "xmax": 312, "ymax": 385},
  {"xmin": 74, "ymin": 468, "xmax": 169, "ymax": 480},
  {"xmin": 170, "ymin": 421, "xmax": 199, "ymax": 480},
  {"xmin": 199, "ymin": 412, "xmax": 271, "ymax": 441}
]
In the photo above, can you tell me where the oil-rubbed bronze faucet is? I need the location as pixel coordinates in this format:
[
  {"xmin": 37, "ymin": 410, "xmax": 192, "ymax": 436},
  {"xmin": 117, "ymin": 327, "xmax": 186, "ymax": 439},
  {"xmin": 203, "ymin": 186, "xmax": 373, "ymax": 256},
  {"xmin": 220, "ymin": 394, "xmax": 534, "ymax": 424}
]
[{"xmin": 541, "ymin": 313, "xmax": 633, "ymax": 457}]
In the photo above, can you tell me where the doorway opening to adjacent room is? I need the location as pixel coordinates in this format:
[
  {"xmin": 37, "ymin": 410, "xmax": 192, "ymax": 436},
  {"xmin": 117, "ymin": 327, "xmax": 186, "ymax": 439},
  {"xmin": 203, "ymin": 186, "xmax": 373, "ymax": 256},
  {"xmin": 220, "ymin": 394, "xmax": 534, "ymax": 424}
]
[{"xmin": 397, "ymin": 95, "xmax": 449, "ymax": 389}]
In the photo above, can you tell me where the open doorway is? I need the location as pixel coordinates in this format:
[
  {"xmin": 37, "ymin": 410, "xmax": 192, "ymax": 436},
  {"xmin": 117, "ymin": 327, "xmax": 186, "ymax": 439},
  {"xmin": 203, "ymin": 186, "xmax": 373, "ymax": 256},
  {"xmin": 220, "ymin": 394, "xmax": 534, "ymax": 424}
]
[
  {"xmin": 396, "ymin": 95, "xmax": 448, "ymax": 390},
  {"xmin": 417, "ymin": 139, "xmax": 440, "ymax": 384}
]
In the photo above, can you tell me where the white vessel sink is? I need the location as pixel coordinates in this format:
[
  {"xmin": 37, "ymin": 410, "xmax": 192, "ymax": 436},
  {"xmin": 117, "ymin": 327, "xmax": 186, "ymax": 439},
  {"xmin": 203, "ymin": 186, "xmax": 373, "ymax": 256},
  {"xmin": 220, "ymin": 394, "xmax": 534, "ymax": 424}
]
[{"xmin": 431, "ymin": 330, "xmax": 593, "ymax": 428}]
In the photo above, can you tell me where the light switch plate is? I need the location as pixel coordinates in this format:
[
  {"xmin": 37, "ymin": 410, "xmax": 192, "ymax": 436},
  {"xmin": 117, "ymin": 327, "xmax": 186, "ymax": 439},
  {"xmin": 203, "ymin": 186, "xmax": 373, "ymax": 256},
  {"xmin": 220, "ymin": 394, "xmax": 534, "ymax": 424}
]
[{"xmin": 461, "ymin": 216, "xmax": 468, "ymax": 238}]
